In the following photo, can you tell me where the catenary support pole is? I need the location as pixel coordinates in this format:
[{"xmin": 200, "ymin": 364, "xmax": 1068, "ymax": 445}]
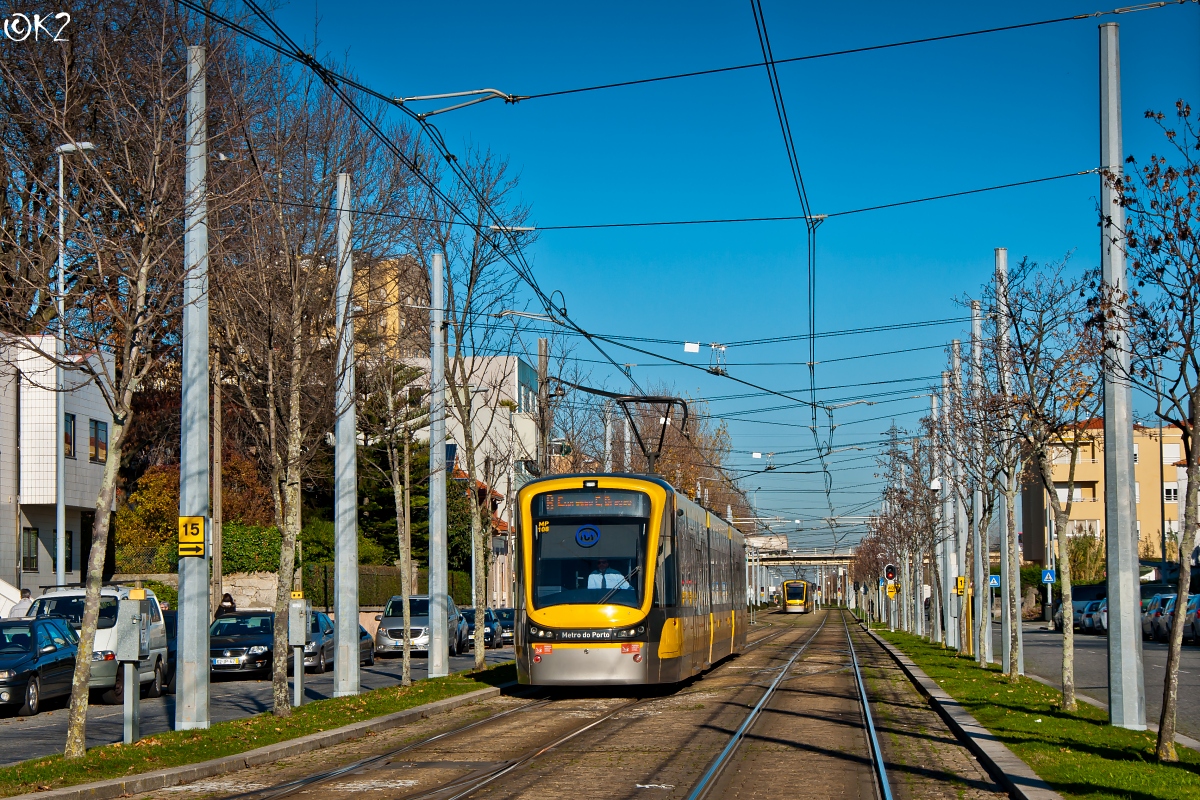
[
  {"xmin": 428, "ymin": 252, "xmax": 449, "ymax": 678},
  {"xmin": 603, "ymin": 402, "xmax": 612, "ymax": 472},
  {"xmin": 55, "ymin": 152, "xmax": 66, "ymax": 588},
  {"xmin": 538, "ymin": 339, "xmax": 549, "ymax": 472},
  {"xmin": 952, "ymin": 342, "xmax": 968, "ymax": 653},
  {"xmin": 177, "ymin": 45, "xmax": 211, "ymax": 731},
  {"xmin": 941, "ymin": 371, "xmax": 955, "ymax": 649},
  {"xmin": 996, "ymin": 248, "xmax": 1025, "ymax": 674},
  {"xmin": 333, "ymin": 173, "xmax": 359, "ymax": 697},
  {"xmin": 1100, "ymin": 22, "xmax": 1145, "ymax": 730},
  {"xmin": 972, "ymin": 301, "xmax": 988, "ymax": 665}
]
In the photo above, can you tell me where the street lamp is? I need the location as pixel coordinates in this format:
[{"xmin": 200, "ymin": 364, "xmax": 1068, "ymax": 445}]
[{"xmin": 54, "ymin": 141, "xmax": 95, "ymax": 587}]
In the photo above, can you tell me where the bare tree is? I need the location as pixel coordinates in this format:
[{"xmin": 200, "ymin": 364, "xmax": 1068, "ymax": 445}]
[
  {"xmin": 211, "ymin": 54, "xmax": 416, "ymax": 713},
  {"xmin": 0, "ymin": 1, "xmax": 204, "ymax": 756},
  {"xmin": 1110, "ymin": 100, "xmax": 1200, "ymax": 761},
  {"xmin": 1003, "ymin": 256, "xmax": 1103, "ymax": 711},
  {"xmin": 410, "ymin": 148, "xmax": 530, "ymax": 670}
]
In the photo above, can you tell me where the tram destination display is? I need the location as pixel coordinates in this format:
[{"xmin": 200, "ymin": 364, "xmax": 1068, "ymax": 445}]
[{"xmin": 534, "ymin": 489, "xmax": 650, "ymax": 517}]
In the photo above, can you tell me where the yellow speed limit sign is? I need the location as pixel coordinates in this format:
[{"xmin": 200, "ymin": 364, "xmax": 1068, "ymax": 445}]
[
  {"xmin": 886, "ymin": 582, "xmax": 897, "ymax": 599},
  {"xmin": 178, "ymin": 516, "xmax": 206, "ymax": 558}
]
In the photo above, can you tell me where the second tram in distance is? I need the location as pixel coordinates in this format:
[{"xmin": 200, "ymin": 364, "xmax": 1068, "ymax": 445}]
[
  {"xmin": 781, "ymin": 579, "xmax": 815, "ymax": 613},
  {"xmin": 514, "ymin": 473, "xmax": 748, "ymax": 686}
]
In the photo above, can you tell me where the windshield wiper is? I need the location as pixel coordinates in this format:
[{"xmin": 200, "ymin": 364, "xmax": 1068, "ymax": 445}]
[{"xmin": 598, "ymin": 565, "xmax": 640, "ymax": 606}]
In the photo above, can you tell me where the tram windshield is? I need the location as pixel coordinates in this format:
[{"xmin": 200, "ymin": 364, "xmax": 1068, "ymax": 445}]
[
  {"xmin": 786, "ymin": 583, "xmax": 805, "ymax": 601},
  {"xmin": 530, "ymin": 490, "xmax": 651, "ymax": 610}
]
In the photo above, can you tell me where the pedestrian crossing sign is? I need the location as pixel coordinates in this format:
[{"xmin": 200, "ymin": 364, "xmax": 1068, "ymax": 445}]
[
  {"xmin": 1042, "ymin": 569, "xmax": 1056, "ymax": 584},
  {"xmin": 988, "ymin": 575, "xmax": 1001, "ymax": 588},
  {"xmin": 879, "ymin": 577, "xmax": 885, "ymax": 588}
]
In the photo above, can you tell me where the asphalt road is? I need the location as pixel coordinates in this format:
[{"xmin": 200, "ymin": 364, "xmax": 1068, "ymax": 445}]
[
  {"xmin": 990, "ymin": 622, "xmax": 1200, "ymax": 739},
  {"xmin": 0, "ymin": 645, "xmax": 514, "ymax": 767}
]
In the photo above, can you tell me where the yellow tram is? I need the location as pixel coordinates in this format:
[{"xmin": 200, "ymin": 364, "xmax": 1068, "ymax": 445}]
[
  {"xmin": 781, "ymin": 579, "xmax": 814, "ymax": 614},
  {"xmin": 515, "ymin": 474, "xmax": 748, "ymax": 685}
]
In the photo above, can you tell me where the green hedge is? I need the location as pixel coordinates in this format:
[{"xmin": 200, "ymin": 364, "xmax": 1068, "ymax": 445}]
[{"xmin": 222, "ymin": 521, "xmax": 281, "ymax": 573}]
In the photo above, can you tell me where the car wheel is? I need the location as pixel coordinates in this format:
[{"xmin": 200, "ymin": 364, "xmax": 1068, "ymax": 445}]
[
  {"xmin": 101, "ymin": 671, "xmax": 124, "ymax": 705},
  {"xmin": 364, "ymin": 647, "xmax": 375, "ymax": 667},
  {"xmin": 19, "ymin": 676, "xmax": 40, "ymax": 716},
  {"xmin": 314, "ymin": 648, "xmax": 326, "ymax": 674},
  {"xmin": 146, "ymin": 659, "xmax": 165, "ymax": 698}
]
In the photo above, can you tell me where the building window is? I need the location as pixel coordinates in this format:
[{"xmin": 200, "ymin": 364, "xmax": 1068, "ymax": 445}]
[
  {"xmin": 1135, "ymin": 482, "xmax": 1141, "ymax": 504},
  {"xmin": 21, "ymin": 528, "xmax": 38, "ymax": 572},
  {"xmin": 66, "ymin": 532, "xmax": 74, "ymax": 572},
  {"xmin": 1165, "ymin": 482, "xmax": 1179, "ymax": 504},
  {"xmin": 1163, "ymin": 443, "xmax": 1181, "ymax": 464},
  {"xmin": 1134, "ymin": 443, "xmax": 1139, "ymax": 464},
  {"xmin": 64, "ymin": 413, "xmax": 76, "ymax": 458},
  {"xmin": 89, "ymin": 419, "xmax": 108, "ymax": 463}
]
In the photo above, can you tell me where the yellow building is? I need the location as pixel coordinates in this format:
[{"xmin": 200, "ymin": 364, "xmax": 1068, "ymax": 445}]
[{"xmin": 1021, "ymin": 420, "xmax": 1183, "ymax": 564}]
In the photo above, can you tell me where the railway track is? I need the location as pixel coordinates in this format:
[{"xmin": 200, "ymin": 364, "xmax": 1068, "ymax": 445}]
[{"xmin": 202, "ymin": 613, "xmax": 900, "ymax": 800}]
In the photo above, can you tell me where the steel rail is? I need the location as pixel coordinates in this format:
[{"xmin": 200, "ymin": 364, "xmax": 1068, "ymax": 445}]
[
  {"xmin": 216, "ymin": 696, "xmax": 552, "ymax": 800},
  {"xmin": 684, "ymin": 613, "xmax": 829, "ymax": 800},
  {"xmin": 844, "ymin": 613, "xmax": 895, "ymax": 800}
]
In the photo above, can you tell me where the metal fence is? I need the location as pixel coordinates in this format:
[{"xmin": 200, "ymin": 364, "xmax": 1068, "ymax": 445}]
[{"xmin": 301, "ymin": 563, "xmax": 472, "ymax": 611}]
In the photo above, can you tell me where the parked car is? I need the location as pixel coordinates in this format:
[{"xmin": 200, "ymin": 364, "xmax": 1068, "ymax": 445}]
[
  {"xmin": 1154, "ymin": 595, "xmax": 1192, "ymax": 642},
  {"xmin": 374, "ymin": 595, "xmax": 468, "ymax": 657},
  {"xmin": 1081, "ymin": 600, "xmax": 1104, "ymax": 633},
  {"xmin": 162, "ymin": 610, "xmax": 177, "ymax": 692},
  {"xmin": 1143, "ymin": 594, "xmax": 1175, "ymax": 640},
  {"xmin": 495, "ymin": 608, "xmax": 515, "ymax": 646},
  {"xmin": 462, "ymin": 608, "xmax": 502, "ymax": 649},
  {"xmin": 210, "ymin": 612, "xmax": 275, "ymax": 677},
  {"xmin": 1098, "ymin": 599, "xmax": 1108, "ymax": 634},
  {"xmin": 28, "ymin": 586, "xmax": 169, "ymax": 703},
  {"xmin": 359, "ymin": 625, "xmax": 375, "ymax": 666},
  {"xmin": 1056, "ymin": 604, "xmax": 1084, "ymax": 633},
  {"xmin": 0, "ymin": 617, "xmax": 79, "ymax": 716},
  {"xmin": 302, "ymin": 611, "xmax": 336, "ymax": 673},
  {"xmin": 1183, "ymin": 595, "xmax": 1200, "ymax": 643},
  {"xmin": 298, "ymin": 613, "xmax": 375, "ymax": 671}
]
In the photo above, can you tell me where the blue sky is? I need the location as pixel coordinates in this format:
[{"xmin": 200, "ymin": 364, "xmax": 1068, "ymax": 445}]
[{"xmin": 270, "ymin": 0, "xmax": 1200, "ymax": 552}]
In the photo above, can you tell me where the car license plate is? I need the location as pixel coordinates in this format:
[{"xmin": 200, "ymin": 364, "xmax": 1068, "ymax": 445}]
[{"xmin": 212, "ymin": 657, "xmax": 239, "ymax": 665}]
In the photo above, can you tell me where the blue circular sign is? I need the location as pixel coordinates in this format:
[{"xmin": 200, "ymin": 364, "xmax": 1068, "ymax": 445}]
[{"xmin": 575, "ymin": 525, "xmax": 601, "ymax": 548}]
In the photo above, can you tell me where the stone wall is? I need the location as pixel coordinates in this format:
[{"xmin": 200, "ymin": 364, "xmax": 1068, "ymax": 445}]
[{"xmin": 222, "ymin": 571, "xmax": 279, "ymax": 610}]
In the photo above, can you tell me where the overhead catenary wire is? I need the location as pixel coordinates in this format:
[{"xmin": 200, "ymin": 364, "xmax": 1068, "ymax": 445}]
[{"xmin": 512, "ymin": 2, "xmax": 1186, "ymax": 102}]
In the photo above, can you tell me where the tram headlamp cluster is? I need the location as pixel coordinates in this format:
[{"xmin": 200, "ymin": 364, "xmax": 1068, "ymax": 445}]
[{"xmin": 529, "ymin": 626, "xmax": 554, "ymax": 639}]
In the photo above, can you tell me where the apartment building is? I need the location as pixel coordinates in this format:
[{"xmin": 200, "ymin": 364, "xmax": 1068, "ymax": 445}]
[
  {"xmin": 1021, "ymin": 419, "xmax": 1185, "ymax": 564},
  {"xmin": 0, "ymin": 337, "xmax": 114, "ymax": 600}
]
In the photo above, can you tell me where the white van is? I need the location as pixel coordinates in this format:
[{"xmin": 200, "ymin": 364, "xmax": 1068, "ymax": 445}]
[{"xmin": 28, "ymin": 586, "xmax": 169, "ymax": 703}]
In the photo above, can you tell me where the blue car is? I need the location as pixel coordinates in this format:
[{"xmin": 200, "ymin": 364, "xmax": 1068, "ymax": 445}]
[
  {"xmin": 461, "ymin": 608, "xmax": 502, "ymax": 649},
  {"xmin": 0, "ymin": 617, "xmax": 79, "ymax": 716}
]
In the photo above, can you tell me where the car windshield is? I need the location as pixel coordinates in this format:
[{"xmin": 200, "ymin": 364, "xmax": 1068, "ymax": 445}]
[
  {"xmin": 384, "ymin": 598, "xmax": 430, "ymax": 617},
  {"xmin": 0, "ymin": 623, "xmax": 34, "ymax": 653},
  {"xmin": 461, "ymin": 609, "xmax": 475, "ymax": 623},
  {"xmin": 29, "ymin": 595, "xmax": 118, "ymax": 629},
  {"xmin": 496, "ymin": 609, "xmax": 514, "ymax": 622},
  {"xmin": 210, "ymin": 615, "xmax": 274, "ymax": 636}
]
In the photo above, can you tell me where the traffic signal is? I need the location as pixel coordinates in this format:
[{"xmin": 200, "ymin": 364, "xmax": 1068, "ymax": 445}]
[{"xmin": 884, "ymin": 563, "xmax": 896, "ymax": 582}]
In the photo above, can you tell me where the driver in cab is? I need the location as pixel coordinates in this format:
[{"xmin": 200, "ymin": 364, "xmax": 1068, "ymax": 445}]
[{"xmin": 588, "ymin": 558, "xmax": 631, "ymax": 590}]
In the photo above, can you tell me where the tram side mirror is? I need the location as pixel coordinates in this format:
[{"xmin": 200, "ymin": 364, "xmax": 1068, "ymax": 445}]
[{"xmin": 677, "ymin": 509, "xmax": 684, "ymax": 517}]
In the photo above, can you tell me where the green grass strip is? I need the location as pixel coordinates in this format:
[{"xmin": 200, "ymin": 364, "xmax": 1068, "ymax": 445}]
[
  {"xmin": 876, "ymin": 628, "xmax": 1200, "ymax": 800},
  {"xmin": 0, "ymin": 662, "xmax": 515, "ymax": 798}
]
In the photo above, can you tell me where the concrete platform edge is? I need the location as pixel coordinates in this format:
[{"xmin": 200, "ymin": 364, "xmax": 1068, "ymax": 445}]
[
  {"xmin": 863, "ymin": 626, "xmax": 1063, "ymax": 800},
  {"xmin": 4, "ymin": 686, "xmax": 501, "ymax": 800}
]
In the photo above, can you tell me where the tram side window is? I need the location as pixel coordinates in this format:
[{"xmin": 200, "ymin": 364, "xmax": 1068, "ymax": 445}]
[{"xmin": 656, "ymin": 516, "xmax": 678, "ymax": 607}]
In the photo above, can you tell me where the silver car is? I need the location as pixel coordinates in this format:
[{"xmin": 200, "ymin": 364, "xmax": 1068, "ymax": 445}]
[{"xmin": 374, "ymin": 594, "xmax": 468, "ymax": 657}]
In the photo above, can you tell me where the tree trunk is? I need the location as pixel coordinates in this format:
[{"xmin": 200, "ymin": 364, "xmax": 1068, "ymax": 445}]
[
  {"xmin": 930, "ymin": 544, "xmax": 945, "ymax": 647},
  {"xmin": 64, "ymin": 422, "xmax": 127, "ymax": 758},
  {"xmin": 1054, "ymin": 505, "xmax": 1076, "ymax": 711},
  {"xmin": 962, "ymin": 503, "xmax": 974, "ymax": 656},
  {"xmin": 1006, "ymin": 476, "xmax": 1021, "ymax": 677},
  {"xmin": 1156, "ymin": 458, "xmax": 1197, "ymax": 761},
  {"xmin": 403, "ymin": 434, "xmax": 412, "ymax": 686},
  {"xmin": 272, "ymin": 340, "xmax": 305, "ymax": 716},
  {"xmin": 392, "ymin": 429, "xmax": 413, "ymax": 687},
  {"xmin": 468, "ymin": 472, "xmax": 486, "ymax": 670}
]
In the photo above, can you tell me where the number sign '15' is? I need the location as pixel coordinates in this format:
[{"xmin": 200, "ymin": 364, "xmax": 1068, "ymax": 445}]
[{"xmin": 178, "ymin": 516, "xmax": 206, "ymax": 558}]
